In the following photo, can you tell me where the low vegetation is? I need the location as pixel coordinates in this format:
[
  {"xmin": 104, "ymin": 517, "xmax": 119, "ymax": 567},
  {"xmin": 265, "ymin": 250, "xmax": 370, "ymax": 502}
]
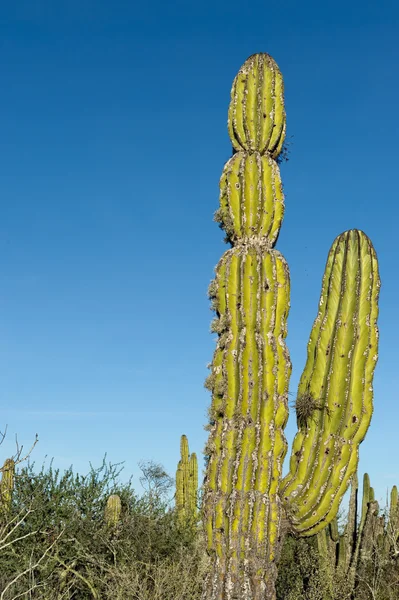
[{"xmin": 1, "ymin": 452, "xmax": 398, "ymax": 599}]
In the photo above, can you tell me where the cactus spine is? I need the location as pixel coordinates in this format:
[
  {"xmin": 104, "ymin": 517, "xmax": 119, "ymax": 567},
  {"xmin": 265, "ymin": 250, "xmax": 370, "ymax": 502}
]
[
  {"xmin": 175, "ymin": 435, "xmax": 198, "ymax": 522},
  {"xmin": 0, "ymin": 458, "xmax": 15, "ymax": 514},
  {"xmin": 104, "ymin": 494, "xmax": 121, "ymax": 527},
  {"xmin": 203, "ymin": 53, "xmax": 380, "ymax": 600}
]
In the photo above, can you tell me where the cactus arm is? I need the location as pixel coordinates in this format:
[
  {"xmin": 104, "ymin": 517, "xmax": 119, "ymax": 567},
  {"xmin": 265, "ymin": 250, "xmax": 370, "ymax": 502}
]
[{"xmin": 280, "ymin": 230, "xmax": 380, "ymax": 536}]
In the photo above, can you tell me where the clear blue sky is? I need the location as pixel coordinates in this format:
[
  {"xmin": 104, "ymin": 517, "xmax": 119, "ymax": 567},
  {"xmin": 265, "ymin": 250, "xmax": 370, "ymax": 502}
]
[{"xmin": 0, "ymin": 1, "xmax": 398, "ymax": 503}]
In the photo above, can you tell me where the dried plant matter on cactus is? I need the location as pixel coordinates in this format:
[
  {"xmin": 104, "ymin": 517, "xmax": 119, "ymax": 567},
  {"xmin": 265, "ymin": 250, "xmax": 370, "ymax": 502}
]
[{"xmin": 202, "ymin": 52, "xmax": 381, "ymax": 600}]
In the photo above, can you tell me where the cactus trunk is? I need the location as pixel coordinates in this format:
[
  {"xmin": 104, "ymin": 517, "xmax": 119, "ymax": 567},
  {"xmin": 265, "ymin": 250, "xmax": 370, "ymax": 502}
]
[{"xmin": 203, "ymin": 54, "xmax": 291, "ymax": 600}]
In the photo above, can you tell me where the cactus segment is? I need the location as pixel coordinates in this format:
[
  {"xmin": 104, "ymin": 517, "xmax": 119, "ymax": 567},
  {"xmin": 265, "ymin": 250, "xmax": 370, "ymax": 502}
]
[
  {"xmin": 104, "ymin": 494, "xmax": 121, "ymax": 527},
  {"xmin": 281, "ymin": 230, "xmax": 380, "ymax": 536},
  {"xmin": 203, "ymin": 244, "xmax": 291, "ymax": 598},
  {"xmin": 175, "ymin": 435, "xmax": 198, "ymax": 522},
  {"xmin": 228, "ymin": 54, "xmax": 286, "ymax": 157},
  {"xmin": 218, "ymin": 151, "xmax": 284, "ymax": 244}
]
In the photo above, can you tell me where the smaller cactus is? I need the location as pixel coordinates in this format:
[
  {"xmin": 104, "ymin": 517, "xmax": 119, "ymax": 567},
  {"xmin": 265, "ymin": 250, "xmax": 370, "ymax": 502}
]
[
  {"xmin": 175, "ymin": 435, "xmax": 198, "ymax": 523},
  {"xmin": 317, "ymin": 473, "xmax": 399, "ymax": 598},
  {"xmin": 0, "ymin": 458, "xmax": 15, "ymax": 513},
  {"xmin": 104, "ymin": 494, "xmax": 121, "ymax": 527}
]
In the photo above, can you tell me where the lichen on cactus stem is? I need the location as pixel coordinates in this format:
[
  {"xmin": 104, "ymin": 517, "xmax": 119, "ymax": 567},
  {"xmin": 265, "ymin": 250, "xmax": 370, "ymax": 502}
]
[{"xmin": 202, "ymin": 52, "xmax": 380, "ymax": 600}]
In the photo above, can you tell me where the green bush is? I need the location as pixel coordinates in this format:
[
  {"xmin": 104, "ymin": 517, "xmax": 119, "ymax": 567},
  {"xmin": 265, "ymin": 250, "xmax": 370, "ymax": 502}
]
[{"xmin": 0, "ymin": 458, "xmax": 206, "ymax": 599}]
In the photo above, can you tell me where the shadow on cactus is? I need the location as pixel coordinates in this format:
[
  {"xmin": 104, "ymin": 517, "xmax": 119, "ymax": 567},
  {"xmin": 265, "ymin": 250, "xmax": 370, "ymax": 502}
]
[{"xmin": 202, "ymin": 52, "xmax": 381, "ymax": 600}]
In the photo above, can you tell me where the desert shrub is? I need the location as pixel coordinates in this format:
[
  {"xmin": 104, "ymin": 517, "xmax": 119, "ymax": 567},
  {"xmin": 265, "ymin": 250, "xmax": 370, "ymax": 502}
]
[
  {"xmin": 0, "ymin": 457, "xmax": 206, "ymax": 599},
  {"xmin": 276, "ymin": 534, "xmax": 323, "ymax": 600}
]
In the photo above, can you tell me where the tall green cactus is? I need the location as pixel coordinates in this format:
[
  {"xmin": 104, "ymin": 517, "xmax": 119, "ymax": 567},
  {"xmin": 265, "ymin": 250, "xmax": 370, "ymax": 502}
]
[
  {"xmin": 175, "ymin": 435, "xmax": 198, "ymax": 522},
  {"xmin": 0, "ymin": 458, "xmax": 15, "ymax": 514},
  {"xmin": 202, "ymin": 53, "xmax": 380, "ymax": 600}
]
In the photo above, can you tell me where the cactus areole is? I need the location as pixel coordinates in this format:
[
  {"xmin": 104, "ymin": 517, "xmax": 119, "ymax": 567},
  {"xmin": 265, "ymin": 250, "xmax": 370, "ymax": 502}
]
[{"xmin": 202, "ymin": 53, "xmax": 380, "ymax": 600}]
